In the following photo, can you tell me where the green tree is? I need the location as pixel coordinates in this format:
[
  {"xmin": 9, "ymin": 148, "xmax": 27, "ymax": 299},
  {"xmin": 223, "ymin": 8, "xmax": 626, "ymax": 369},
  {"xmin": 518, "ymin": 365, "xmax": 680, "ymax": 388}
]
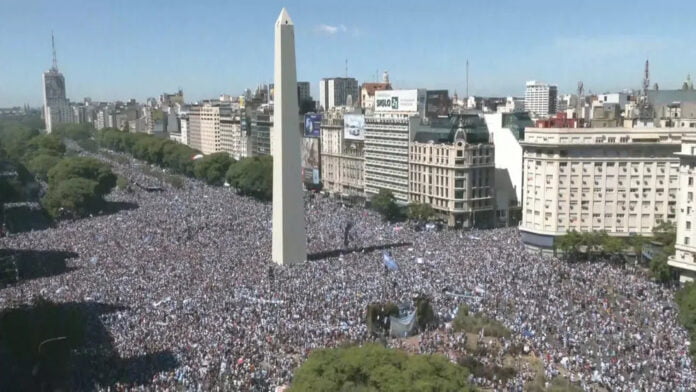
[
  {"xmin": 47, "ymin": 157, "xmax": 116, "ymax": 196},
  {"xmin": 602, "ymin": 235, "xmax": 625, "ymax": 262},
  {"xmin": 371, "ymin": 189, "xmax": 403, "ymax": 222},
  {"xmin": 627, "ymin": 235, "xmax": 647, "ymax": 264},
  {"xmin": 27, "ymin": 154, "xmax": 62, "ymax": 181},
  {"xmin": 23, "ymin": 134, "xmax": 66, "ymax": 161},
  {"xmin": 193, "ymin": 152, "xmax": 235, "ymax": 185},
  {"xmin": 225, "ymin": 156, "xmax": 273, "ymax": 201},
  {"xmin": 289, "ymin": 344, "xmax": 474, "ymax": 392},
  {"xmin": 676, "ymin": 282, "xmax": 696, "ymax": 360},
  {"xmin": 649, "ymin": 221, "xmax": 677, "ymax": 283},
  {"xmin": 653, "ymin": 221, "xmax": 677, "ymax": 247},
  {"xmin": 556, "ymin": 230, "xmax": 583, "ymax": 259},
  {"xmin": 42, "ymin": 177, "xmax": 104, "ymax": 218},
  {"xmin": 408, "ymin": 202, "xmax": 435, "ymax": 222}
]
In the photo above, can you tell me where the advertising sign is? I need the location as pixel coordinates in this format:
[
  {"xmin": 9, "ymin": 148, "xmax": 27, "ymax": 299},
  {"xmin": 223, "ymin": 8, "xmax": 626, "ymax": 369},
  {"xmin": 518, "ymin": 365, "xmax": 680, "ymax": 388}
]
[
  {"xmin": 426, "ymin": 90, "xmax": 450, "ymax": 118},
  {"xmin": 343, "ymin": 114, "xmax": 365, "ymax": 140},
  {"xmin": 374, "ymin": 89, "xmax": 423, "ymax": 112},
  {"xmin": 301, "ymin": 138, "xmax": 320, "ymax": 184},
  {"xmin": 304, "ymin": 113, "xmax": 322, "ymax": 138}
]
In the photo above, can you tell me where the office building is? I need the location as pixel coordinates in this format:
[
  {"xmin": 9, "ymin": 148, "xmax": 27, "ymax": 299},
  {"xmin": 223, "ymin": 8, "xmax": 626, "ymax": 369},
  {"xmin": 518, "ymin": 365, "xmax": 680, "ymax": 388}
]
[
  {"xmin": 220, "ymin": 107, "xmax": 251, "ymax": 159},
  {"xmin": 297, "ymin": 82, "xmax": 310, "ymax": 103},
  {"xmin": 409, "ymin": 115, "xmax": 495, "ymax": 227},
  {"xmin": 251, "ymin": 106, "xmax": 273, "ymax": 156},
  {"xmin": 524, "ymin": 81, "xmax": 558, "ymax": 117},
  {"xmin": 670, "ymin": 138, "xmax": 696, "ymax": 282},
  {"xmin": 320, "ymin": 108, "xmax": 365, "ymax": 197},
  {"xmin": 519, "ymin": 127, "xmax": 696, "ymax": 254},
  {"xmin": 42, "ymin": 34, "xmax": 73, "ymax": 133},
  {"xmin": 319, "ymin": 77, "xmax": 359, "ymax": 110},
  {"xmin": 485, "ymin": 112, "xmax": 535, "ymax": 226},
  {"xmin": 363, "ymin": 89, "xmax": 427, "ymax": 203}
]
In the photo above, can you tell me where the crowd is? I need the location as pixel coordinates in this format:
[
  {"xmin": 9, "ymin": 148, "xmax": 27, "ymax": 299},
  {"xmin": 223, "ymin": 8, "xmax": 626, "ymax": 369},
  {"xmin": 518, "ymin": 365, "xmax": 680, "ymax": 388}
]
[{"xmin": 0, "ymin": 150, "xmax": 694, "ymax": 391}]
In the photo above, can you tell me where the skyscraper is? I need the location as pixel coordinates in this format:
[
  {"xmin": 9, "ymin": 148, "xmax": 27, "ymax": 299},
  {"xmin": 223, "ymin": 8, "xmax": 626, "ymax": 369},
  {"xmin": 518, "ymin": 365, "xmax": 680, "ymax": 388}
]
[
  {"xmin": 42, "ymin": 33, "xmax": 72, "ymax": 133},
  {"xmin": 524, "ymin": 81, "xmax": 557, "ymax": 118},
  {"xmin": 319, "ymin": 77, "xmax": 359, "ymax": 111}
]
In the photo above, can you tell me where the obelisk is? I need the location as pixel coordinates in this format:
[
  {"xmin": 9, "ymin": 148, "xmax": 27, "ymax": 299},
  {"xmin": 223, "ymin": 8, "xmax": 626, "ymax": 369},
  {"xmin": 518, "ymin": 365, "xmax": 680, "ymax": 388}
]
[{"xmin": 272, "ymin": 8, "xmax": 306, "ymax": 265}]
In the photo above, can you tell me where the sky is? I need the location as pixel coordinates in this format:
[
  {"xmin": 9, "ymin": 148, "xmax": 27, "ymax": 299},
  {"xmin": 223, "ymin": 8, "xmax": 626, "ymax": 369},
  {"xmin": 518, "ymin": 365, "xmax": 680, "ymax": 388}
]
[{"xmin": 2, "ymin": 0, "xmax": 696, "ymax": 107}]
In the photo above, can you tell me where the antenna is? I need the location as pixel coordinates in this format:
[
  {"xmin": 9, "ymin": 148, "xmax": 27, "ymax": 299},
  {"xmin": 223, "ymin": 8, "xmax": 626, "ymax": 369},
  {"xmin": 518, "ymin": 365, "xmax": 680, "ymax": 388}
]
[
  {"xmin": 51, "ymin": 31, "xmax": 58, "ymax": 71},
  {"xmin": 642, "ymin": 59, "xmax": 650, "ymax": 96},
  {"xmin": 345, "ymin": 59, "xmax": 348, "ymax": 77},
  {"xmin": 465, "ymin": 59, "xmax": 469, "ymax": 97}
]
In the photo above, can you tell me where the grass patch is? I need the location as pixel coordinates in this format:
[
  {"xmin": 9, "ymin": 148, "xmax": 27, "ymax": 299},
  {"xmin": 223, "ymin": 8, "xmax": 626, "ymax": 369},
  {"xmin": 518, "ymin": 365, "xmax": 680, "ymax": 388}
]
[{"xmin": 452, "ymin": 305, "xmax": 511, "ymax": 338}]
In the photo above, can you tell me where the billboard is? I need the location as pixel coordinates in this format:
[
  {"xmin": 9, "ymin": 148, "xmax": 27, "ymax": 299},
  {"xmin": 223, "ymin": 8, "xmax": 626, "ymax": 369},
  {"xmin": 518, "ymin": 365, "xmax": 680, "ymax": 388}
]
[
  {"xmin": 301, "ymin": 138, "xmax": 320, "ymax": 184},
  {"xmin": 344, "ymin": 114, "xmax": 365, "ymax": 140},
  {"xmin": 426, "ymin": 90, "xmax": 450, "ymax": 118},
  {"xmin": 304, "ymin": 113, "xmax": 322, "ymax": 138},
  {"xmin": 374, "ymin": 89, "xmax": 425, "ymax": 113}
]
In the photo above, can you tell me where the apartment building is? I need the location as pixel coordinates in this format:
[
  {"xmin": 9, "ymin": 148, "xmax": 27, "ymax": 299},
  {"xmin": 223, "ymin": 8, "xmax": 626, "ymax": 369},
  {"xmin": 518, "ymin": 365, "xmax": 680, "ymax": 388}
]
[
  {"xmin": 320, "ymin": 108, "xmax": 365, "ymax": 197},
  {"xmin": 524, "ymin": 81, "xmax": 557, "ymax": 117},
  {"xmin": 320, "ymin": 77, "xmax": 359, "ymax": 110},
  {"xmin": 187, "ymin": 105, "xmax": 203, "ymax": 151},
  {"xmin": 409, "ymin": 115, "xmax": 495, "ymax": 227},
  {"xmin": 364, "ymin": 89, "xmax": 426, "ymax": 203},
  {"xmin": 669, "ymin": 138, "xmax": 696, "ymax": 282},
  {"xmin": 220, "ymin": 107, "xmax": 251, "ymax": 159},
  {"xmin": 520, "ymin": 127, "xmax": 696, "ymax": 253},
  {"xmin": 251, "ymin": 107, "xmax": 273, "ymax": 156}
]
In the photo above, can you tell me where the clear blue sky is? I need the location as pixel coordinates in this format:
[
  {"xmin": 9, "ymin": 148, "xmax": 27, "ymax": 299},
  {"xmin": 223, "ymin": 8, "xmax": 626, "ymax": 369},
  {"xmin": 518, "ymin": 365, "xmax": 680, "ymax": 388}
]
[{"xmin": 1, "ymin": 0, "xmax": 696, "ymax": 107}]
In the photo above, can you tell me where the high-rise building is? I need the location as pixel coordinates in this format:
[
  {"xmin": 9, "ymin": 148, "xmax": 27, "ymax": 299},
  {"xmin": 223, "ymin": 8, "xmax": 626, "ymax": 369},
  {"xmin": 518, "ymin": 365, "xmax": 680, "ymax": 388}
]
[
  {"xmin": 519, "ymin": 127, "xmax": 694, "ymax": 254},
  {"xmin": 363, "ymin": 89, "xmax": 426, "ymax": 203},
  {"xmin": 220, "ymin": 107, "xmax": 251, "ymax": 159},
  {"xmin": 251, "ymin": 107, "xmax": 273, "ymax": 156},
  {"xmin": 320, "ymin": 108, "xmax": 365, "ymax": 197},
  {"xmin": 409, "ymin": 115, "xmax": 495, "ymax": 227},
  {"xmin": 297, "ymin": 81, "xmax": 311, "ymax": 103},
  {"xmin": 484, "ymin": 112, "xmax": 535, "ymax": 226},
  {"xmin": 319, "ymin": 77, "xmax": 359, "ymax": 111},
  {"xmin": 187, "ymin": 105, "xmax": 203, "ymax": 152},
  {"xmin": 524, "ymin": 81, "xmax": 558, "ymax": 117},
  {"xmin": 669, "ymin": 138, "xmax": 696, "ymax": 282},
  {"xmin": 42, "ymin": 34, "xmax": 72, "ymax": 133}
]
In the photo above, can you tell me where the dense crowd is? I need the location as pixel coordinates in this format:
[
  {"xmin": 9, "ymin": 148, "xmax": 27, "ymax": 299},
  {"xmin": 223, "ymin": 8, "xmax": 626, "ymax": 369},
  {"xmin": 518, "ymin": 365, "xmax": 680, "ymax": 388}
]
[{"xmin": 1, "ymin": 151, "xmax": 694, "ymax": 391}]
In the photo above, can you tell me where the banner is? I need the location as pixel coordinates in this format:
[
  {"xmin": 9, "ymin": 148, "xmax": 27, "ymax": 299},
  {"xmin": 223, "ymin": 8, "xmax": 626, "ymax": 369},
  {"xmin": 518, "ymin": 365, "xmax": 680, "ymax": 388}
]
[
  {"xmin": 344, "ymin": 114, "xmax": 365, "ymax": 140},
  {"xmin": 304, "ymin": 113, "xmax": 322, "ymax": 138},
  {"xmin": 301, "ymin": 138, "xmax": 320, "ymax": 184},
  {"xmin": 374, "ymin": 89, "xmax": 425, "ymax": 113}
]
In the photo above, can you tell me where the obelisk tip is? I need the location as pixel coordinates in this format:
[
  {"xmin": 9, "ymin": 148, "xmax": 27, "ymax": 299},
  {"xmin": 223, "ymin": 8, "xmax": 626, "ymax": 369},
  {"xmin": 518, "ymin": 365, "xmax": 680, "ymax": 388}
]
[{"xmin": 276, "ymin": 8, "xmax": 293, "ymax": 26}]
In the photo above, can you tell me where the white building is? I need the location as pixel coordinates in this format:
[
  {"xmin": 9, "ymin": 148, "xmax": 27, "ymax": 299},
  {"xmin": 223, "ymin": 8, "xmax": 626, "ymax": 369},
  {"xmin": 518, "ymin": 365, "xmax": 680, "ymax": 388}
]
[
  {"xmin": 524, "ymin": 81, "xmax": 558, "ymax": 118},
  {"xmin": 498, "ymin": 97, "xmax": 524, "ymax": 113},
  {"xmin": 520, "ymin": 127, "xmax": 694, "ymax": 254},
  {"xmin": 364, "ymin": 89, "xmax": 426, "ymax": 203},
  {"xmin": 319, "ymin": 77, "xmax": 359, "ymax": 111},
  {"xmin": 485, "ymin": 112, "xmax": 534, "ymax": 226},
  {"xmin": 320, "ymin": 108, "xmax": 365, "ymax": 197},
  {"xmin": 220, "ymin": 107, "xmax": 251, "ymax": 160},
  {"xmin": 596, "ymin": 93, "xmax": 628, "ymax": 108},
  {"xmin": 669, "ymin": 138, "xmax": 696, "ymax": 282}
]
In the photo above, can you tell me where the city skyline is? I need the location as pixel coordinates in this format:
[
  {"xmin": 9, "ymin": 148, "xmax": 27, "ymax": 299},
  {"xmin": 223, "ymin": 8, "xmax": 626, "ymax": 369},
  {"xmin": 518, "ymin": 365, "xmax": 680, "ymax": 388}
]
[{"xmin": 2, "ymin": 0, "xmax": 696, "ymax": 106}]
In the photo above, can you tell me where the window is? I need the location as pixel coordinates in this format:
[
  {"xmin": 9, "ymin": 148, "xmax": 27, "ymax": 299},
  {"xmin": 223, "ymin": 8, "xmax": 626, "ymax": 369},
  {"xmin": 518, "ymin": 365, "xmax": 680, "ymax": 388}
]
[
  {"xmin": 688, "ymin": 221, "xmax": 692, "ymax": 230},
  {"xmin": 686, "ymin": 237, "xmax": 691, "ymax": 245}
]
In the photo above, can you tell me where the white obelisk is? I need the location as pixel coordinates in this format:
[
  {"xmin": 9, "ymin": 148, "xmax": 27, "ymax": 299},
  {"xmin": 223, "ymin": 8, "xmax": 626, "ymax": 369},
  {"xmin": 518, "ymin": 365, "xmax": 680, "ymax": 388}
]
[{"xmin": 272, "ymin": 8, "xmax": 306, "ymax": 265}]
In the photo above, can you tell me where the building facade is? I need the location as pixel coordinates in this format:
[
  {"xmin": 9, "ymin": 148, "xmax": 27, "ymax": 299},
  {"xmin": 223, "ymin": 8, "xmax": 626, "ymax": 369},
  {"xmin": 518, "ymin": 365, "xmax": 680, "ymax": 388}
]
[
  {"xmin": 320, "ymin": 109, "xmax": 365, "ymax": 197},
  {"xmin": 669, "ymin": 138, "xmax": 696, "ymax": 282},
  {"xmin": 485, "ymin": 112, "xmax": 534, "ymax": 226},
  {"xmin": 520, "ymin": 127, "xmax": 694, "ymax": 253},
  {"xmin": 319, "ymin": 77, "xmax": 359, "ymax": 110},
  {"xmin": 251, "ymin": 108, "xmax": 273, "ymax": 156},
  {"xmin": 360, "ymin": 82, "xmax": 392, "ymax": 112},
  {"xmin": 220, "ymin": 107, "xmax": 251, "ymax": 159},
  {"xmin": 409, "ymin": 116, "xmax": 495, "ymax": 227},
  {"xmin": 524, "ymin": 81, "xmax": 558, "ymax": 118}
]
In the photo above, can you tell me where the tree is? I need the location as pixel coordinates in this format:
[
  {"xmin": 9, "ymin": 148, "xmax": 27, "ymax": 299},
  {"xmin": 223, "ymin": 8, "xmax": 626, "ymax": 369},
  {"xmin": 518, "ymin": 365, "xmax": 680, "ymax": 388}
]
[
  {"xmin": 23, "ymin": 134, "xmax": 66, "ymax": 161},
  {"xmin": 650, "ymin": 221, "xmax": 677, "ymax": 282},
  {"xmin": 225, "ymin": 156, "xmax": 273, "ymax": 201},
  {"xmin": 193, "ymin": 153, "xmax": 235, "ymax": 185},
  {"xmin": 42, "ymin": 177, "xmax": 104, "ymax": 218},
  {"xmin": 408, "ymin": 202, "xmax": 435, "ymax": 222},
  {"xmin": 627, "ymin": 235, "xmax": 647, "ymax": 264},
  {"xmin": 47, "ymin": 157, "xmax": 116, "ymax": 196},
  {"xmin": 556, "ymin": 230, "xmax": 583, "ymax": 260},
  {"xmin": 602, "ymin": 235, "xmax": 625, "ymax": 263},
  {"xmin": 289, "ymin": 344, "xmax": 474, "ymax": 392},
  {"xmin": 371, "ymin": 189, "xmax": 403, "ymax": 222},
  {"xmin": 27, "ymin": 154, "xmax": 62, "ymax": 181},
  {"xmin": 676, "ymin": 282, "xmax": 696, "ymax": 360}
]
